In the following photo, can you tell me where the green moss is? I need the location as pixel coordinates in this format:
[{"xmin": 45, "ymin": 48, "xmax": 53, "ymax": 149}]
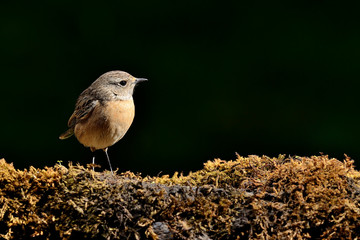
[{"xmin": 0, "ymin": 155, "xmax": 359, "ymax": 239}]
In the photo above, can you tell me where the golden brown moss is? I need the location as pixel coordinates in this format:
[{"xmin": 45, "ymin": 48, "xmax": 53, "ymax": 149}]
[{"xmin": 0, "ymin": 155, "xmax": 359, "ymax": 239}]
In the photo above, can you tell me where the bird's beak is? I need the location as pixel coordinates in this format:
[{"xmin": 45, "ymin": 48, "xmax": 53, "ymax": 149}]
[{"xmin": 135, "ymin": 78, "xmax": 148, "ymax": 83}]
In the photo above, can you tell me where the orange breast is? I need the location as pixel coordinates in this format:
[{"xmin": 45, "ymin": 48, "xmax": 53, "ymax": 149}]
[{"xmin": 74, "ymin": 100, "xmax": 135, "ymax": 150}]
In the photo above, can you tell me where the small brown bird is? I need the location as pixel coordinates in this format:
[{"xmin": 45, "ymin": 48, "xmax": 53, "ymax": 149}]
[{"xmin": 59, "ymin": 70, "xmax": 147, "ymax": 173}]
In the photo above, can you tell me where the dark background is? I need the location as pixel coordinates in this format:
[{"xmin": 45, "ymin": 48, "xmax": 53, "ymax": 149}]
[{"xmin": 1, "ymin": 1, "xmax": 360, "ymax": 175}]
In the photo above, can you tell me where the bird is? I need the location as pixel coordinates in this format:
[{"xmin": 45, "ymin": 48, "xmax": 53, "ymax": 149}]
[{"xmin": 59, "ymin": 70, "xmax": 147, "ymax": 173}]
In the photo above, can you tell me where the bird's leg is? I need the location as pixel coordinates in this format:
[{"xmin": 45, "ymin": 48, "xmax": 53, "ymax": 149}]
[
  {"xmin": 90, "ymin": 147, "xmax": 96, "ymax": 172},
  {"xmin": 103, "ymin": 148, "xmax": 114, "ymax": 174},
  {"xmin": 92, "ymin": 155, "xmax": 95, "ymax": 171}
]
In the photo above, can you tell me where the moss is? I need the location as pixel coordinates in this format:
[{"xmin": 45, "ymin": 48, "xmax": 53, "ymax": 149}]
[{"xmin": 0, "ymin": 155, "xmax": 359, "ymax": 239}]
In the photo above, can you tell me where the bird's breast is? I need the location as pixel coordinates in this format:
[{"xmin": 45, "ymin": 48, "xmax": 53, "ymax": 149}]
[
  {"xmin": 103, "ymin": 99, "xmax": 135, "ymax": 135},
  {"xmin": 74, "ymin": 99, "xmax": 135, "ymax": 150}
]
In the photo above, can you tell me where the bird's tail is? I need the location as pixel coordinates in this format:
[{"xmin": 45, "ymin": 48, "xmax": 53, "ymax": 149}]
[{"xmin": 59, "ymin": 128, "xmax": 74, "ymax": 140}]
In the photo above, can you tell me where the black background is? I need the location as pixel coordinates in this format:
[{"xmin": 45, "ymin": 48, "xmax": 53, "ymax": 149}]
[{"xmin": 1, "ymin": 1, "xmax": 360, "ymax": 175}]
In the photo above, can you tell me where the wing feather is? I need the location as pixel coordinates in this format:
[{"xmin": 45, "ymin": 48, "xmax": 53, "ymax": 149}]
[
  {"xmin": 68, "ymin": 97, "xmax": 99, "ymax": 128},
  {"xmin": 59, "ymin": 89, "xmax": 99, "ymax": 140}
]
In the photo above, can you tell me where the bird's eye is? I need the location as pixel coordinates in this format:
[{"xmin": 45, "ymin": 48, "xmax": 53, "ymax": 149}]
[{"xmin": 119, "ymin": 80, "xmax": 127, "ymax": 86}]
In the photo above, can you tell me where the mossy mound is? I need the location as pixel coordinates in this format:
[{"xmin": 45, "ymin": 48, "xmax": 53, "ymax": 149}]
[{"xmin": 0, "ymin": 155, "xmax": 359, "ymax": 239}]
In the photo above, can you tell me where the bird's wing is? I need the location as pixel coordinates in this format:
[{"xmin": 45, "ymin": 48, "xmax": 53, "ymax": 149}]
[{"xmin": 67, "ymin": 95, "xmax": 99, "ymax": 128}]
